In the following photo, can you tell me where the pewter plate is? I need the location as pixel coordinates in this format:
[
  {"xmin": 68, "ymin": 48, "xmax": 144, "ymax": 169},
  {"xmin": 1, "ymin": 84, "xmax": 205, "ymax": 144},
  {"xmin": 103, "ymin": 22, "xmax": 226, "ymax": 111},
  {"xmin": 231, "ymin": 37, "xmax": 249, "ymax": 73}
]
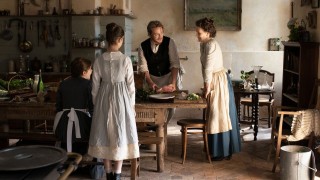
[
  {"xmin": 0, "ymin": 145, "xmax": 67, "ymax": 171},
  {"xmin": 149, "ymin": 94, "xmax": 175, "ymax": 99},
  {"xmin": 148, "ymin": 94, "xmax": 175, "ymax": 103}
]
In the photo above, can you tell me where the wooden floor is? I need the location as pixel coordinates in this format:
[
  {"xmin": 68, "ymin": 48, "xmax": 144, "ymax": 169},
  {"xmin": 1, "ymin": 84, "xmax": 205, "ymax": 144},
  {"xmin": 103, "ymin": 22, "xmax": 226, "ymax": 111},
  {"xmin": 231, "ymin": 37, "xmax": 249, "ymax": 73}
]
[{"xmin": 68, "ymin": 117, "xmax": 320, "ymax": 180}]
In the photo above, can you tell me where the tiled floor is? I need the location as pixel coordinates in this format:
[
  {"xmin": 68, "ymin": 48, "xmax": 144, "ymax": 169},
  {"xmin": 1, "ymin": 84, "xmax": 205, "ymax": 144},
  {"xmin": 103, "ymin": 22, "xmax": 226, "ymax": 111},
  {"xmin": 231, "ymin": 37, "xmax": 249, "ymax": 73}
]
[{"xmin": 69, "ymin": 118, "xmax": 319, "ymax": 180}]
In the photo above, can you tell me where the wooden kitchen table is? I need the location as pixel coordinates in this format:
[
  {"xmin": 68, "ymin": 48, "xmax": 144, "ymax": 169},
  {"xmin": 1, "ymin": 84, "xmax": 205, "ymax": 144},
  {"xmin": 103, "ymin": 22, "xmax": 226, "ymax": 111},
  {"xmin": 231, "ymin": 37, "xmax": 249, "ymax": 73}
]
[
  {"xmin": 135, "ymin": 98, "xmax": 207, "ymax": 172},
  {"xmin": 0, "ymin": 98, "xmax": 207, "ymax": 173},
  {"xmin": 0, "ymin": 102, "xmax": 57, "ymax": 148}
]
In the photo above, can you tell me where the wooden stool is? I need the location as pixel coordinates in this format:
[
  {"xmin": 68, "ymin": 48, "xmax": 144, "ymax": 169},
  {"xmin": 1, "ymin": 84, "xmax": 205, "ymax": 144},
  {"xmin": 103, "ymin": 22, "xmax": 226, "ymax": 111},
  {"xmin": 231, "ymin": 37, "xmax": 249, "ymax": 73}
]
[
  {"xmin": 138, "ymin": 134, "xmax": 163, "ymax": 172},
  {"xmin": 129, "ymin": 158, "xmax": 139, "ymax": 180},
  {"xmin": 177, "ymin": 118, "xmax": 211, "ymax": 164}
]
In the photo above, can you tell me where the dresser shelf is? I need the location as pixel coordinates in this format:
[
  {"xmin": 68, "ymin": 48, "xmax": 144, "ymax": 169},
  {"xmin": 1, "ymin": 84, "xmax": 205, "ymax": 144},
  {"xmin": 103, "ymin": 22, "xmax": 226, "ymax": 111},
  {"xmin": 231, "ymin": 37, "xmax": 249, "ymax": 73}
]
[{"xmin": 281, "ymin": 41, "xmax": 319, "ymax": 108}]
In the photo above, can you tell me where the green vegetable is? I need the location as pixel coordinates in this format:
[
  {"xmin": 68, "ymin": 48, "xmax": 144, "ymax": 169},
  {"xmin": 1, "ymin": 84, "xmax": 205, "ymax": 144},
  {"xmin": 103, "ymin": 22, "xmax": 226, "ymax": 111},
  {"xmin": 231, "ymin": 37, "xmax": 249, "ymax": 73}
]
[
  {"xmin": 187, "ymin": 93, "xmax": 200, "ymax": 101},
  {"xmin": 240, "ymin": 70, "xmax": 249, "ymax": 80},
  {"xmin": 0, "ymin": 78, "xmax": 32, "ymax": 90},
  {"xmin": 0, "ymin": 89, "xmax": 8, "ymax": 96},
  {"xmin": 0, "ymin": 79, "xmax": 7, "ymax": 89},
  {"xmin": 136, "ymin": 88, "xmax": 156, "ymax": 101}
]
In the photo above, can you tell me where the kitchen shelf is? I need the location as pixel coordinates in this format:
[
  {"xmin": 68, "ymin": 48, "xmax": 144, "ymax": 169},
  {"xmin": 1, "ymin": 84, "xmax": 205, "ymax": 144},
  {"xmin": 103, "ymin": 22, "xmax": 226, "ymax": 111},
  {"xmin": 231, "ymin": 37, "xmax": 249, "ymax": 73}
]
[
  {"xmin": 0, "ymin": 1, "xmax": 135, "ymax": 75},
  {"xmin": 72, "ymin": 47, "xmax": 106, "ymax": 50},
  {"xmin": 281, "ymin": 41, "xmax": 319, "ymax": 108},
  {"xmin": 283, "ymin": 69, "xmax": 299, "ymax": 75},
  {"xmin": 282, "ymin": 93, "xmax": 298, "ymax": 103},
  {"xmin": 71, "ymin": 14, "xmax": 136, "ymax": 19},
  {"xmin": 0, "ymin": 14, "xmax": 136, "ymax": 19},
  {"xmin": 0, "ymin": 15, "xmax": 68, "ymax": 18}
]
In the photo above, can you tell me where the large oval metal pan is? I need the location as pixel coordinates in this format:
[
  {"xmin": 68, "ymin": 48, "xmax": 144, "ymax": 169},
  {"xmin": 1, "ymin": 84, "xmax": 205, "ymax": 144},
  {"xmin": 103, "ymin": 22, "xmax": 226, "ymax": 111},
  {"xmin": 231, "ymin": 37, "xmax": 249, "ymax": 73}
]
[{"xmin": 0, "ymin": 145, "xmax": 67, "ymax": 171}]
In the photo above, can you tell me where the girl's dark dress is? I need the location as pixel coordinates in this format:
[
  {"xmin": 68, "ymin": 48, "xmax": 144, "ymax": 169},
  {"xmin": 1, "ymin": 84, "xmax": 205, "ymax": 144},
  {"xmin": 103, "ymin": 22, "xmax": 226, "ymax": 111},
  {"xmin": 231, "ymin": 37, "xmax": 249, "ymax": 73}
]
[{"xmin": 54, "ymin": 76, "xmax": 93, "ymax": 154}]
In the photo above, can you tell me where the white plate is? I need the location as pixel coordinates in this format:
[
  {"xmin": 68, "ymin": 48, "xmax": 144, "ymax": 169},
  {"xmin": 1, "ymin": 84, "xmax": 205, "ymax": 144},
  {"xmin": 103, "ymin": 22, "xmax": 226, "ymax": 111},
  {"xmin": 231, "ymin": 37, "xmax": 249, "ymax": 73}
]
[{"xmin": 148, "ymin": 94, "xmax": 175, "ymax": 100}]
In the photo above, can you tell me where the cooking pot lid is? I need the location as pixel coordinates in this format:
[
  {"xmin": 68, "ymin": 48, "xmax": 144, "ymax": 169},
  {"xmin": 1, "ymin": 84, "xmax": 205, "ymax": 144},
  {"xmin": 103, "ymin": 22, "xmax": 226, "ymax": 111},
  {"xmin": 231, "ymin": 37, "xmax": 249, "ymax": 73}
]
[{"xmin": 0, "ymin": 145, "xmax": 67, "ymax": 171}]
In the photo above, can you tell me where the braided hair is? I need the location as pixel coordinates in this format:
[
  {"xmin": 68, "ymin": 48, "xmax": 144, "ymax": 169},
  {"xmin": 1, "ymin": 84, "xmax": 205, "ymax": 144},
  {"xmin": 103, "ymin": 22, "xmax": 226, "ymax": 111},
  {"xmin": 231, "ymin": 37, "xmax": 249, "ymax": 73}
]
[{"xmin": 105, "ymin": 23, "xmax": 124, "ymax": 45}]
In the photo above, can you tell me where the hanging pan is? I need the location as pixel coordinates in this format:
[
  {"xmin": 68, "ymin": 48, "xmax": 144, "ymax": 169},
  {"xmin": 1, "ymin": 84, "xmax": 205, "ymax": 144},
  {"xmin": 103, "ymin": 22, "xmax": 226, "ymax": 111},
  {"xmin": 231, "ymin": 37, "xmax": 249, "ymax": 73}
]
[{"xmin": 19, "ymin": 21, "xmax": 33, "ymax": 53}]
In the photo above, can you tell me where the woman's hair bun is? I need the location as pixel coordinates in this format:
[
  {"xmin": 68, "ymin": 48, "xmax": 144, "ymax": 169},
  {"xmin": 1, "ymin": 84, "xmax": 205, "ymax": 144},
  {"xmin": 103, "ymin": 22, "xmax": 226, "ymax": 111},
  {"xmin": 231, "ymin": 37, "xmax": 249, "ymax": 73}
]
[{"xmin": 106, "ymin": 23, "xmax": 117, "ymax": 31}]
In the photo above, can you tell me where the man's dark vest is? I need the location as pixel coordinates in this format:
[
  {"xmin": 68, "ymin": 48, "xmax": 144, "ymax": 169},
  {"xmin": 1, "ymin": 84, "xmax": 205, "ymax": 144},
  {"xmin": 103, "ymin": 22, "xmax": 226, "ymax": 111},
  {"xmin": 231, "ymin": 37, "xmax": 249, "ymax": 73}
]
[{"xmin": 141, "ymin": 36, "xmax": 170, "ymax": 77}]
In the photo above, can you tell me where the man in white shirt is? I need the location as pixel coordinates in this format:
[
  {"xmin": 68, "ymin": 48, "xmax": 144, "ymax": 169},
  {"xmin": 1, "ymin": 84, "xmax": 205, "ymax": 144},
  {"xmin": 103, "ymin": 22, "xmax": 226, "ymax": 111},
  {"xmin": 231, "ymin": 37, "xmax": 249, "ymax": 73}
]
[
  {"xmin": 138, "ymin": 20, "xmax": 181, "ymax": 126},
  {"xmin": 138, "ymin": 20, "xmax": 180, "ymax": 93}
]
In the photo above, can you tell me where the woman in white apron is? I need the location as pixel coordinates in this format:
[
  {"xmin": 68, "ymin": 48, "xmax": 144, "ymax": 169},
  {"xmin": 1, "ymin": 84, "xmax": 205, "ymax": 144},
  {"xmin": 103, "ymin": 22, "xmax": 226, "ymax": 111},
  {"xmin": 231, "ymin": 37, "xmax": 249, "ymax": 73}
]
[{"xmin": 195, "ymin": 17, "xmax": 241, "ymax": 161}]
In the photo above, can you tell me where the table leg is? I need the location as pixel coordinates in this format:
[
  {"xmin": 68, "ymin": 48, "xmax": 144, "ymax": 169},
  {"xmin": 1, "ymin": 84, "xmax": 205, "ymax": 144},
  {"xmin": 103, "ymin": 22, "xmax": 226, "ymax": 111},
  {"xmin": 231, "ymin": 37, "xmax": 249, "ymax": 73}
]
[
  {"xmin": 164, "ymin": 122, "xmax": 168, "ymax": 156},
  {"xmin": 154, "ymin": 109, "xmax": 166, "ymax": 173},
  {"xmin": 252, "ymin": 93, "xmax": 259, "ymax": 141},
  {"xmin": 156, "ymin": 123, "xmax": 164, "ymax": 172}
]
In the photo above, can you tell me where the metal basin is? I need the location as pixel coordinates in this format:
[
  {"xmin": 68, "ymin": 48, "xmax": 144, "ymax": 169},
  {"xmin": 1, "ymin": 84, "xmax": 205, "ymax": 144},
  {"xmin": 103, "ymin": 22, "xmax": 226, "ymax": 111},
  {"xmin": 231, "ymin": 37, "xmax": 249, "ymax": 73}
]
[{"xmin": 0, "ymin": 145, "xmax": 67, "ymax": 171}]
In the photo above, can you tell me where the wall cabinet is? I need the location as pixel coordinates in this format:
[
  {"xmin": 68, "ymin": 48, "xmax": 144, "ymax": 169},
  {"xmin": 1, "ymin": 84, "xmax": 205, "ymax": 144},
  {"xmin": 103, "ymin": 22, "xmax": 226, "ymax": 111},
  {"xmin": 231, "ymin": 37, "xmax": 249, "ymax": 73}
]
[
  {"xmin": 71, "ymin": 15, "xmax": 133, "ymax": 61},
  {"xmin": 281, "ymin": 41, "xmax": 319, "ymax": 108}
]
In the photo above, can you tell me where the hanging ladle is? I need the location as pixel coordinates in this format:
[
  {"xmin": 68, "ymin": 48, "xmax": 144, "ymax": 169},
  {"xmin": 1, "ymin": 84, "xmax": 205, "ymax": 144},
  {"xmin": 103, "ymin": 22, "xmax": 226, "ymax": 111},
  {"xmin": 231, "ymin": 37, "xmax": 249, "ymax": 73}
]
[{"xmin": 19, "ymin": 21, "xmax": 33, "ymax": 53}]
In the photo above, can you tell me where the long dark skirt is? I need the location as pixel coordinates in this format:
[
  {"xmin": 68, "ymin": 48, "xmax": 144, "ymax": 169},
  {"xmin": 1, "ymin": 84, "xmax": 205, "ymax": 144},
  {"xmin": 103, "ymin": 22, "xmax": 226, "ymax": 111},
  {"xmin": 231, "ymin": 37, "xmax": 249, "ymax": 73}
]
[
  {"xmin": 55, "ymin": 111, "xmax": 91, "ymax": 154},
  {"xmin": 208, "ymin": 74, "xmax": 241, "ymax": 158}
]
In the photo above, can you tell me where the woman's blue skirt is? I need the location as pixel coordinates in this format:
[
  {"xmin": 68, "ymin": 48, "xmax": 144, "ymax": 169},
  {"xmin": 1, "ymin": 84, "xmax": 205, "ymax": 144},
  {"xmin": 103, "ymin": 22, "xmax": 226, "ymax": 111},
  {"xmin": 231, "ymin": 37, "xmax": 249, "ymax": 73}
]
[{"xmin": 208, "ymin": 74, "xmax": 241, "ymax": 157}]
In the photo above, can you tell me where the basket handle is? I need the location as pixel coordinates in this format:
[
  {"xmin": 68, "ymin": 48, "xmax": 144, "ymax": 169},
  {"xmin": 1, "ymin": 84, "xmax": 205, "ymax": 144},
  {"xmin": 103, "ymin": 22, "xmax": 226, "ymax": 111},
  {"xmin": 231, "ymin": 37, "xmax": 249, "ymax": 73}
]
[{"xmin": 7, "ymin": 74, "xmax": 27, "ymax": 92}]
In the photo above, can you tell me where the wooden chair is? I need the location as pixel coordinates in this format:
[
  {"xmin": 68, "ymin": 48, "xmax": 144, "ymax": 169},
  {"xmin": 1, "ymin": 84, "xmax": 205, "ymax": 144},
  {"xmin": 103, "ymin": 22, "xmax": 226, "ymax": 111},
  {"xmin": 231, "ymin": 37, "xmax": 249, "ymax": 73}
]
[
  {"xmin": 268, "ymin": 78, "xmax": 320, "ymax": 172},
  {"xmin": 176, "ymin": 110, "xmax": 211, "ymax": 164},
  {"xmin": 136, "ymin": 109, "xmax": 166, "ymax": 172},
  {"xmin": 136, "ymin": 123, "xmax": 163, "ymax": 173},
  {"xmin": 240, "ymin": 69, "xmax": 275, "ymax": 128}
]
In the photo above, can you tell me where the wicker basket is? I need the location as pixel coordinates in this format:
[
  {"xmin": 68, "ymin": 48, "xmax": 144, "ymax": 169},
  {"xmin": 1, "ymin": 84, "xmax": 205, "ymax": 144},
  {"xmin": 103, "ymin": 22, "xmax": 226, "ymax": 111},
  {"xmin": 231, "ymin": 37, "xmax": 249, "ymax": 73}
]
[{"xmin": 7, "ymin": 74, "xmax": 32, "ymax": 95}]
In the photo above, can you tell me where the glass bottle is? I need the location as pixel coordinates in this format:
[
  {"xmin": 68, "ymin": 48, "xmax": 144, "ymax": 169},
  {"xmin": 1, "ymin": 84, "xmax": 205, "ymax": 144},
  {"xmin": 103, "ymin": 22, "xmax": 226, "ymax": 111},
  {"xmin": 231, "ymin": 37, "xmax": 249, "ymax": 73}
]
[
  {"xmin": 8, "ymin": 59, "xmax": 15, "ymax": 73},
  {"xmin": 252, "ymin": 66, "xmax": 262, "ymax": 89},
  {"xmin": 227, "ymin": 68, "xmax": 233, "ymax": 79},
  {"xmin": 33, "ymin": 74, "xmax": 39, "ymax": 93},
  {"xmin": 262, "ymin": 73, "xmax": 270, "ymax": 89},
  {"xmin": 37, "ymin": 69, "xmax": 44, "ymax": 93}
]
